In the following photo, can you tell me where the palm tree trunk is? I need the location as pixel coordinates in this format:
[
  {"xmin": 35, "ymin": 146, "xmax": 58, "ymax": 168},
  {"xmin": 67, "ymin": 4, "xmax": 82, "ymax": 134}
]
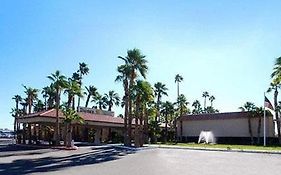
[
  {"xmin": 164, "ymin": 113, "xmax": 168, "ymax": 143},
  {"xmin": 177, "ymin": 82, "xmax": 179, "ymax": 98},
  {"xmin": 144, "ymin": 107, "xmax": 149, "ymax": 144},
  {"xmin": 274, "ymin": 89, "xmax": 281, "ymax": 144},
  {"xmin": 66, "ymin": 123, "xmax": 72, "ymax": 147},
  {"xmin": 55, "ymin": 88, "xmax": 60, "ymax": 146},
  {"xmin": 85, "ymin": 95, "xmax": 90, "ymax": 108},
  {"xmin": 248, "ymin": 116, "xmax": 254, "ymax": 145}
]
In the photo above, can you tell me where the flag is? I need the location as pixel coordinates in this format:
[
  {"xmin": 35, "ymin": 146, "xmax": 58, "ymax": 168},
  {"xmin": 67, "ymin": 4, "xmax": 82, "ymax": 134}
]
[{"xmin": 264, "ymin": 96, "xmax": 274, "ymax": 110}]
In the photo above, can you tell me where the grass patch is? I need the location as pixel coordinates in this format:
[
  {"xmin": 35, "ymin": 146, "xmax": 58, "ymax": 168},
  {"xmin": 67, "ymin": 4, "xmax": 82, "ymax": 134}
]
[{"xmin": 155, "ymin": 142, "xmax": 281, "ymax": 151}]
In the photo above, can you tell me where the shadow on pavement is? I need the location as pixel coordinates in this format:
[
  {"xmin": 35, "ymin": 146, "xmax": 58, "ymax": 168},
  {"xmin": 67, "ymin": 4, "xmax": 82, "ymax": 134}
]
[{"xmin": 0, "ymin": 146, "xmax": 136, "ymax": 175}]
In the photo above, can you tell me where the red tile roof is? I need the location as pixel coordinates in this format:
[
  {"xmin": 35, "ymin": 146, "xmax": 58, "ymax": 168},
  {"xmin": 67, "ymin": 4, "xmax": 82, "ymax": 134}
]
[
  {"xmin": 23, "ymin": 109, "xmax": 124, "ymax": 124},
  {"xmin": 178, "ymin": 112, "xmax": 251, "ymax": 121}
]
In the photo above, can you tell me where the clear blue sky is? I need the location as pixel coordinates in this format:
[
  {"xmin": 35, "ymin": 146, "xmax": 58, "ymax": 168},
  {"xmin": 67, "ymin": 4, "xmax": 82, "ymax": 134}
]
[{"xmin": 1, "ymin": 1, "xmax": 281, "ymax": 129}]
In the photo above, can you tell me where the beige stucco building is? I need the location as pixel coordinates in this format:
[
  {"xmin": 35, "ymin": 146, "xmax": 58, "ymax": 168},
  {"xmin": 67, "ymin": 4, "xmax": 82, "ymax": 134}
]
[{"xmin": 177, "ymin": 112, "xmax": 275, "ymax": 144}]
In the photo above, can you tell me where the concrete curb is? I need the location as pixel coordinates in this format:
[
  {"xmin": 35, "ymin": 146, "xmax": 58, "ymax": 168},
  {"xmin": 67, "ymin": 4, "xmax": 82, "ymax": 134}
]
[{"xmin": 149, "ymin": 144, "xmax": 281, "ymax": 155}]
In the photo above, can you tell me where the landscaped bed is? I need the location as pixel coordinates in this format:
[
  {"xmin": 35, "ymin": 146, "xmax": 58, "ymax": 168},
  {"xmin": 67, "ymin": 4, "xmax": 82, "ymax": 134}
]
[{"xmin": 155, "ymin": 142, "xmax": 281, "ymax": 151}]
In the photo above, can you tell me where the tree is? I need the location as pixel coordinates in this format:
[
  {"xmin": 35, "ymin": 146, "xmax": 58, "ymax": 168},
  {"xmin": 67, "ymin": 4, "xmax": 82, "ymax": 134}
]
[
  {"xmin": 94, "ymin": 93, "xmax": 107, "ymax": 110},
  {"xmin": 33, "ymin": 99, "xmax": 45, "ymax": 112},
  {"xmin": 131, "ymin": 80, "xmax": 154, "ymax": 147},
  {"xmin": 209, "ymin": 95, "xmax": 215, "ymax": 107},
  {"xmin": 23, "ymin": 85, "xmax": 39, "ymax": 114},
  {"xmin": 118, "ymin": 48, "xmax": 148, "ymax": 146},
  {"xmin": 47, "ymin": 70, "xmax": 68, "ymax": 146},
  {"xmin": 104, "ymin": 90, "xmax": 120, "ymax": 111},
  {"xmin": 74, "ymin": 62, "xmax": 89, "ymax": 110},
  {"xmin": 202, "ymin": 91, "xmax": 209, "ymax": 111},
  {"xmin": 62, "ymin": 106, "xmax": 83, "ymax": 147},
  {"xmin": 12, "ymin": 95, "xmax": 22, "ymax": 138},
  {"xmin": 85, "ymin": 85, "xmax": 98, "ymax": 108},
  {"xmin": 115, "ymin": 64, "xmax": 131, "ymax": 146},
  {"xmin": 154, "ymin": 82, "xmax": 168, "ymax": 122},
  {"xmin": 192, "ymin": 100, "xmax": 202, "ymax": 114},
  {"xmin": 268, "ymin": 78, "xmax": 281, "ymax": 144},
  {"xmin": 64, "ymin": 79, "xmax": 83, "ymax": 109},
  {"xmin": 175, "ymin": 94, "xmax": 189, "ymax": 142},
  {"xmin": 175, "ymin": 74, "xmax": 183, "ymax": 98},
  {"xmin": 42, "ymin": 84, "xmax": 56, "ymax": 109},
  {"xmin": 239, "ymin": 102, "xmax": 256, "ymax": 145},
  {"xmin": 254, "ymin": 106, "xmax": 264, "ymax": 145},
  {"xmin": 161, "ymin": 101, "xmax": 174, "ymax": 143}
]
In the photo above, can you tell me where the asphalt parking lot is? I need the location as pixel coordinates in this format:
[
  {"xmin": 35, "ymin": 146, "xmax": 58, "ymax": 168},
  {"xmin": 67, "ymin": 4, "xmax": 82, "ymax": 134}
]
[{"xmin": 0, "ymin": 145, "xmax": 280, "ymax": 175}]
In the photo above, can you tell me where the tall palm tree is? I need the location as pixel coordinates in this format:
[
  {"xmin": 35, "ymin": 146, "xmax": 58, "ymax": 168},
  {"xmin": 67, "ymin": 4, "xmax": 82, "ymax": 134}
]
[
  {"xmin": 175, "ymin": 74, "xmax": 183, "ymax": 98},
  {"xmin": 209, "ymin": 95, "xmax": 215, "ymax": 107},
  {"xmin": 161, "ymin": 101, "xmax": 174, "ymax": 143},
  {"xmin": 239, "ymin": 102, "xmax": 256, "ymax": 145},
  {"xmin": 118, "ymin": 48, "xmax": 148, "ymax": 146},
  {"xmin": 85, "ymin": 85, "xmax": 98, "ymax": 108},
  {"xmin": 104, "ymin": 90, "xmax": 120, "ymax": 111},
  {"xmin": 12, "ymin": 95, "xmax": 22, "ymax": 138},
  {"xmin": 23, "ymin": 86, "xmax": 39, "ymax": 114},
  {"xmin": 202, "ymin": 91, "xmax": 209, "ymax": 111},
  {"xmin": 75, "ymin": 62, "xmax": 89, "ymax": 110},
  {"xmin": 115, "ymin": 64, "xmax": 131, "ymax": 146},
  {"xmin": 154, "ymin": 82, "xmax": 168, "ymax": 122},
  {"xmin": 47, "ymin": 70, "xmax": 68, "ymax": 146},
  {"xmin": 270, "ymin": 56, "xmax": 281, "ymax": 144}
]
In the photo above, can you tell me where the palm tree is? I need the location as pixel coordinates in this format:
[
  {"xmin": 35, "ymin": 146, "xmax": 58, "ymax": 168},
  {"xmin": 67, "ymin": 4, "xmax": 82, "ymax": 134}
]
[
  {"xmin": 209, "ymin": 95, "xmax": 215, "ymax": 107},
  {"xmin": 47, "ymin": 70, "xmax": 68, "ymax": 146},
  {"xmin": 23, "ymin": 86, "xmax": 39, "ymax": 114},
  {"xmin": 115, "ymin": 64, "xmax": 131, "ymax": 146},
  {"xmin": 64, "ymin": 79, "xmax": 83, "ymax": 109},
  {"xmin": 154, "ymin": 82, "xmax": 168, "ymax": 122},
  {"xmin": 75, "ymin": 62, "xmax": 89, "ymax": 110},
  {"xmin": 202, "ymin": 91, "xmax": 209, "ymax": 111},
  {"xmin": 85, "ymin": 85, "xmax": 98, "ymax": 108},
  {"xmin": 175, "ymin": 74, "xmax": 183, "ymax": 98},
  {"xmin": 12, "ymin": 95, "xmax": 22, "ymax": 138},
  {"xmin": 239, "ymin": 102, "xmax": 256, "ymax": 145},
  {"xmin": 42, "ymin": 84, "xmax": 56, "ymax": 110},
  {"xmin": 268, "ymin": 79, "xmax": 281, "ymax": 144},
  {"xmin": 33, "ymin": 99, "xmax": 45, "ymax": 112},
  {"xmin": 161, "ymin": 101, "xmax": 174, "ymax": 143},
  {"xmin": 192, "ymin": 100, "xmax": 202, "ymax": 114},
  {"xmin": 104, "ymin": 90, "xmax": 120, "ymax": 111},
  {"xmin": 132, "ymin": 80, "xmax": 154, "ymax": 147},
  {"xmin": 62, "ymin": 106, "xmax": 84, "ymax": 147},
  {"xmin": 118, "ymin": 48, "xmax": 148, "ymax": 146},
  {"xmin": 254, "ymin": 106, "xmax": 264, "ymax": 145},
  {"xmin": 94, "ymin": 93, "xmax": 107, "ymax": 110}
]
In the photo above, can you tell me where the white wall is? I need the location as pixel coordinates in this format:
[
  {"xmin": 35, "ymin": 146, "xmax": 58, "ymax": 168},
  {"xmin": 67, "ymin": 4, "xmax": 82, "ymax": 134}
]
[{"xmin": 178, "ymin": 117, "xmax": 274, "ymax": 137}]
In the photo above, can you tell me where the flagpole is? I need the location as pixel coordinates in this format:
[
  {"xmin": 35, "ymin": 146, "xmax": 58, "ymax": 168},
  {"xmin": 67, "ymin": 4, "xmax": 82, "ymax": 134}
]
[{"xmin": 263, "ymin": 92, "xmax": 266, "ymax": 146}]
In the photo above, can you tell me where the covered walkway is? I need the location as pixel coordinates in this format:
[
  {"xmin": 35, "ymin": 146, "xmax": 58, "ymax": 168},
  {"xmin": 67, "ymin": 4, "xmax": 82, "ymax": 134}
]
[{"xmin": 17, "ymin": 108, "xmax": 125, "ymax": 145}]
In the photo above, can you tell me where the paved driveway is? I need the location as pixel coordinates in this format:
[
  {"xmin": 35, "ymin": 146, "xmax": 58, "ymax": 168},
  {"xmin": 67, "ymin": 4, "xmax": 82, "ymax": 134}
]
[{"xmin": 0, "ymin": 145, "xmax": 280, "ymax": 175}]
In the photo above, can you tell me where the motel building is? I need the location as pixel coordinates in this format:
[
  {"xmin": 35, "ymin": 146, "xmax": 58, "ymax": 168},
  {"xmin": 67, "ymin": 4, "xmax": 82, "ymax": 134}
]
[
  {"xmin": 16, "ymin": 107, "xmax": 125, "ymax": 145},
  {"xmin": 177, "ymin": 112, "xmax": 276, "ymax": 144}
]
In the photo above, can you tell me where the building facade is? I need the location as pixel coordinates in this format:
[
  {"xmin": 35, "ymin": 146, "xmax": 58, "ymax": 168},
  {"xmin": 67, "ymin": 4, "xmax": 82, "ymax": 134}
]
[{"xmin": 177, "ymin": 112, "xmax": 275, "ymax": 144}]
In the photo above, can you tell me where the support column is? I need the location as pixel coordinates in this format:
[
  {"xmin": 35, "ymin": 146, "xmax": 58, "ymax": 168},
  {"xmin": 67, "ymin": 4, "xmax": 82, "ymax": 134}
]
[
  {"xmin": 23, "ymin": 123, "xmax": 26, "ymax": 144},
  {"xmin": 28, "ymin": 124, "xmax": 32, "ymax": 144},
  {"xmin": 94, "ymin": 128, "xmax": 101, "ymax": 145}
]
